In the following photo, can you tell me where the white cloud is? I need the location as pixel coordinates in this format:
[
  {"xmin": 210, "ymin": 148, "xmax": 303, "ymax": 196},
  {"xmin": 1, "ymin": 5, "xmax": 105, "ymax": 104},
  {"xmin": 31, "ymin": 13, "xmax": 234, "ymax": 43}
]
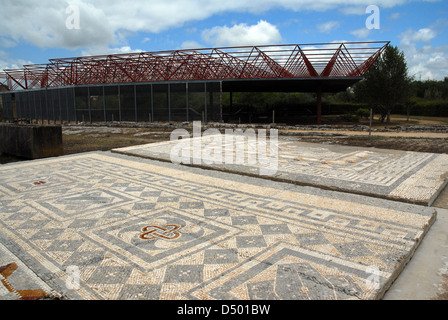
[
  {"xmin": 399, "ymin": 27, "xmax": 447, "ymax": 80},
  {"xmin": 338, "ymin": 1, "xmax": 423, "ymax": 15},
  {"xmin": 0, "ymin": 51, "xmax": 34, "ymax": 71},
  {"xmin": 201, "ymin": 20, "xmax": 282, "ymax": 47},
  {"xmin": 0, "ymin": 0, "xmax": 430, "ymax": 51},
  {"xmin": 389, "ymin": 12, "xmax": 401, "ymax": 20},
  {"xmin": 404, "ymin": 45, "xmax": 448, "ymax": 80},
  {"xmin": 0, "ymin": 37, "xmax": 18, "ymax": 48},
  {"xmin": 317, "ymin": 21, "xmax": 340, "ymax": 33},
  {"xmin": 350, "ymin": 28, "xmax": 371, "ymax": 38},
  {"xmin": 0, "ymin": 1, "xmax": 114, "ymax": 50},
  {"xmin": 81, "ymin": 46, "xmax": 144, "ymax": 57},
  {"xmin": 180, "ymin": 41, "xmax": 203, "ymax": 49},
  {"xmin": 400, "ymin": 28, "xmax": 437, "ymax": 46},
  {"xmin": 339, "ymin": 6, "xmax": 367, "ymax": 15}
]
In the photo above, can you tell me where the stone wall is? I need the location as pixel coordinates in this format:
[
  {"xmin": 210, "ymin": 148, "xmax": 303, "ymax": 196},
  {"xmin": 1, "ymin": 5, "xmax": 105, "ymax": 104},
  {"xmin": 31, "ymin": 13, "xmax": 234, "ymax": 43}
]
[{"xmin": 0, "ymin": 124, "xmax": 63, "ymax": 159}]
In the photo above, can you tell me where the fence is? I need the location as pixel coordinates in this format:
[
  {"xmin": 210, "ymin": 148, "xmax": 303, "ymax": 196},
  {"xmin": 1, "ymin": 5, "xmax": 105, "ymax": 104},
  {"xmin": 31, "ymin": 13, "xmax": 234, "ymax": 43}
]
[{"xmin": 0, "ymin": 81, "xmax": 222, "ymax": 124}]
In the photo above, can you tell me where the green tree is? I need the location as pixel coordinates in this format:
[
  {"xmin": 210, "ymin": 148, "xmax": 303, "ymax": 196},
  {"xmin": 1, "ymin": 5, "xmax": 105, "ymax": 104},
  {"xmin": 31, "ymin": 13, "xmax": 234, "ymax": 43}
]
[{"xmin": 354, "ymin": 45, "xmax": 412, "ymax": 123}]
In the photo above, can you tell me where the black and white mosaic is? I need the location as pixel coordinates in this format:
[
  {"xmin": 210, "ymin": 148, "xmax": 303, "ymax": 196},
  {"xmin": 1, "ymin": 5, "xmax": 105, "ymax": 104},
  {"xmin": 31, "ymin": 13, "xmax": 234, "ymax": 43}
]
[
  {"xmin": 113, "ymin": 137, "xmax": 448, "ymax": 204},
  {"xmin": 0, "ymin": 152, "xmax": 436, "ymax": 300}
]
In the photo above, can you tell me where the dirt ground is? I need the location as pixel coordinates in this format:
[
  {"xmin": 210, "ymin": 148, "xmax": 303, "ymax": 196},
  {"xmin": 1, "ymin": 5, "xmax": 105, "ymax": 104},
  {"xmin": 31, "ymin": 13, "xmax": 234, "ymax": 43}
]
[
  {"xmin": 295, "ymin": 135, "xmax": 448, "ymax": 154},
  {"xmin": 60, "ymin": 124, "xmax": 448, "ymax": 156},
  {"xmin": 1, "ymin": 119, "xmax": 448, "ymax": 164},
  {"xmin": 62, "ymin": 127, "xmax": 172, "ymax": 155},
  {"xmin": 58, "ymin": 113, "xmax": 448, "ymax": 155}
]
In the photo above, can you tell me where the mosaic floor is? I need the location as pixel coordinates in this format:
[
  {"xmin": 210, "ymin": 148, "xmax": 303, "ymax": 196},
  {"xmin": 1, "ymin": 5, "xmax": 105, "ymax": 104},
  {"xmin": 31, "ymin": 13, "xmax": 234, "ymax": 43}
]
[
  {"xmin": 113, "ymin": 135, "xmax": 448, "ymax": 205},
  {"xmin": 0, "ymin": 152, "xmax": 436, "ymax": 300},
  {"xmin": 0, "ymin": 242, "xmax": 54, "ymax": 300}
]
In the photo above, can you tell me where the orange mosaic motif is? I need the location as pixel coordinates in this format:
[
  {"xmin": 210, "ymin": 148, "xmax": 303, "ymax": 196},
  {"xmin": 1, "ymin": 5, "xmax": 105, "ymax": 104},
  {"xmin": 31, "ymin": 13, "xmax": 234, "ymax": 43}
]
[
  {"xmin": 139, "ymin": 224, "xmax": 182, "ymax": 240},
  {"xmin": 0, "ymin": 263, "xmax": 47, "ymax": 300}
]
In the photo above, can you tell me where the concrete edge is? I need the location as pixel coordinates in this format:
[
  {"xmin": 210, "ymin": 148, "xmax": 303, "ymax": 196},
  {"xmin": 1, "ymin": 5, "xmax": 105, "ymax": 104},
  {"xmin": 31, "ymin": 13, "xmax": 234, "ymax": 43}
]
[
  {"xmin": 428, "ymin": 179, "xmax": 448, "ymax": 207},
  {"xmin": 110, "ymin": 148, "xmax": 432, "ymax": 207},
  {"xmin": 374, "ymin": 207, "xmax": 438, "ymax": 299}
]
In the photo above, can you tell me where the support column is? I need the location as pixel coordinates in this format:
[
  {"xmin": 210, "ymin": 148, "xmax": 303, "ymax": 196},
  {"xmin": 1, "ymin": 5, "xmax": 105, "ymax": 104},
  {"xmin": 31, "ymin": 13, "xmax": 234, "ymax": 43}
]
[
  {"xmin": 134, "ymin": 84, "xmax": 138, "ymax": 122},
  {"xmin": 66, "ymin": 89, "xmax": 70, "ymax": 124},
  {"xmin": 168, "ymin": 83, "xmax": 171, "ymax": 123},
  {"xmin": 186, "ymin": 82, "xmax": 189, "ymax": 122},
  {"xmin": 229, "ymin": 91, "xmax": 233, "ymax": 114},
  {"xmin": 118, "ymin": 85, "xmax": 121, "ymax": 122},
  {"xmin": 58, "ymin": 89, "xmax": 62, "ymax": 124},
  {"xmin": 73, "ymin": 87, "xmax": 77, "ymax": 124},
  {"xmin": 103, "ymin": 86, "xmax": 106, "ymax": 122},
  {"xmin": 204, "ymin": 82, "xmax": 207, "ymax": 125},
  {"xmin": 87, "ymin": 86, "xmax": 92, "ymax": 124},
  {"xmin": 220, "ymin": 81, "xmax": 223, "ymax": 123},
  {"xmin": 40, "ymin": 90, "xmax": 44, "ymax": 125},
  {"xmin": 33, "ymin": 91, "xmax": 37, "ymax": 124},
  {"xmin": 316, "ymin": 84, "xmax": 322, "ymax": 125},
  {"xmin": 150, "ymin": 84, "xmax": 154, "ymax": 122},
  {"xmin": 45, "ymin": 90, "xmax": 49, "ymax": 124}
]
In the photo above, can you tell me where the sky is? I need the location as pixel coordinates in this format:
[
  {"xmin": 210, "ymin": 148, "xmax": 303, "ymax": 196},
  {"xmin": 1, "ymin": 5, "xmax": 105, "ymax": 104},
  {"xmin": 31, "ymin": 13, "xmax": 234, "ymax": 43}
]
[{"xmin": 0, "ymin": 0, "xmax": 447, "ymax": 80}]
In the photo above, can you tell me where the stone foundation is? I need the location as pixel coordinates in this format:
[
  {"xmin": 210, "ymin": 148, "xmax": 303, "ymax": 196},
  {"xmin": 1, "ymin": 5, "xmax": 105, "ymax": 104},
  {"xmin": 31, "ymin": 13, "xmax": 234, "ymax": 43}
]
[{"xmin": 0, "ymin": 124, "xmax": 62, "ymax": 159}]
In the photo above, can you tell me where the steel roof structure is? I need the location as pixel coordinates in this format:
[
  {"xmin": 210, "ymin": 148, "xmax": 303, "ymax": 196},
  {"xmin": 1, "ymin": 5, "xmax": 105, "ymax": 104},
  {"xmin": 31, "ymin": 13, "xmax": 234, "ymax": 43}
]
[{"xmin": 0, "ymin": 41, "xmax": 389, "ymax": 93}]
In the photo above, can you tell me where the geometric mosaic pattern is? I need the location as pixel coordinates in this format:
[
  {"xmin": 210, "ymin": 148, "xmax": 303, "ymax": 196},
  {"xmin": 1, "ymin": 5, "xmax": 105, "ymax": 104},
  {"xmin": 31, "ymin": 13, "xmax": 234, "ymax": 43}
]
[
  {"xmin": 113, "ymin": 136, "xmax": 448, "ymax": 205},
  {"xmin": 0, "ymin": 152, "xmax": 436, "ymax": 300},
  {"xmin": 0, "ymin": 242, "xmax": 55, "ymax": 300},
  {"xmin": 0, "ymin": 262, "xmax": 48, "ymax": 300}
]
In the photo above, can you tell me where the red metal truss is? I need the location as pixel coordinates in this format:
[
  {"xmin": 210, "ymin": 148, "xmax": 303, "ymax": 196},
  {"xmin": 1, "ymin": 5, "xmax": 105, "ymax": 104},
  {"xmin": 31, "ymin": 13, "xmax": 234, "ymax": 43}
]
[
  {"xmin": 1, "ymin": 41, "xmax": 389, "ymax": 91},
  {"xmin": 0, "ymin": 72, "xmax": 9, "ymax": 91}
]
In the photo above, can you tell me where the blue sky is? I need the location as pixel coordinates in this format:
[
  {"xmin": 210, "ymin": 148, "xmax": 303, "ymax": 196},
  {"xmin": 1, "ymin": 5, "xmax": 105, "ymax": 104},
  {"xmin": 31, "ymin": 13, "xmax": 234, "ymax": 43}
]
[{"xmin": 1, "ymin": 0, "xmax": 447, "ymax": 80}]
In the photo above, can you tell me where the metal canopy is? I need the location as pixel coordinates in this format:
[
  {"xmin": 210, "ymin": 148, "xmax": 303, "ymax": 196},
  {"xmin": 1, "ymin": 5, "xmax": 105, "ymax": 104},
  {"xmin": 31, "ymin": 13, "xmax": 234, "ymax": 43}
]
[{"xmin": 0, "ymin": 41, "xmax": 389, "ymax": 92}]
